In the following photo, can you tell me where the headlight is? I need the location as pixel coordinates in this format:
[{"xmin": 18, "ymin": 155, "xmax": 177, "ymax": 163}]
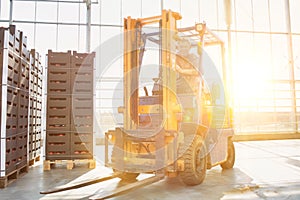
[{"xmin": 196, "ymin": 23, "xmax": 203, "ymax": 32}]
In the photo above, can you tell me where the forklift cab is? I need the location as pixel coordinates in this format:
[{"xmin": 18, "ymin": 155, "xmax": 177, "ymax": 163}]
[{"xmin": 135, "ymin": 22, "xmax": 229, "ymax": 131}]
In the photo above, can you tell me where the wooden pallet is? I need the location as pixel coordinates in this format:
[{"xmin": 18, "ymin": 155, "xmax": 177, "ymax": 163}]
[
  {"xmin": 43, "ymin": 159, "xmax": 96, "ymax": 171},
  {"xmin": 29, "ymin": 155, "xmax": 41, "ymax": 166},
  {"xmin": 0, "ymin": 164, "xmax": 29, "ymax": 188}
]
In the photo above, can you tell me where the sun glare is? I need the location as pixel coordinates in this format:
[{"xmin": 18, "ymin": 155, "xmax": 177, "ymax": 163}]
[{"xmin": 233, "ymin": 60, "xmax": 271, "ymax": 104}]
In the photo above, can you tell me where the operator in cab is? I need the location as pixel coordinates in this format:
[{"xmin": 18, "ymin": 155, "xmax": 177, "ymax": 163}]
[{"xmin": 175, "ymin": 38, "xmax": 203, "ymax": 94}]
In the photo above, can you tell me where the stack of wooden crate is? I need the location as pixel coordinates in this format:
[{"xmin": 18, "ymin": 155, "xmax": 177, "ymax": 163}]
[
  {"xmin": 45, "ymin": 50, "xmax": 95, "ymax": 170},
  {"xmin": 0, "ymin": 25, "xmax": 30, "ymax": 188},
  {"xmin": 28, "ymin": 49, "xmax": 43, "ymax": 165}
]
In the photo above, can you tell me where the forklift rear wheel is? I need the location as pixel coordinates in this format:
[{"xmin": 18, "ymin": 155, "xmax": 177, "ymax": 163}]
[
  {"xmin": 179, "ymin": 135, "xmax": 207, "ymax": 186},
  {"xmin": 220, "ymin": 139, "xmax": 235, "ymax": 169}
]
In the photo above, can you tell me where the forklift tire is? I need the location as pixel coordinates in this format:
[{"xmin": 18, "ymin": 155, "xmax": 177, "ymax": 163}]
[
  {"xmin": 111, "ymin": 147, "xmax": 139, "ymax": 181},
  {"xmin": 179, "ymin": 135, "xmax": 207, "ymax": 186},
  {"xmin": 220, "ymin": 139, "xmax": 235, "ymax": 169},
  {"xmin": 113, "ymin": 170, "xmax": 139, "ymax": 181}
]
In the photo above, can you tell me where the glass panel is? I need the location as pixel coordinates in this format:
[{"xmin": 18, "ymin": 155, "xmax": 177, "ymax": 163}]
[
  {"xmin": 78, "ymin": 25, "xmax": 86, "ymax": 52},
  {"xmin": 199, "ymin": 0, "xmax": 218, "ymax": 29},
  {"xmin": 181, "ymin": 0, "xmax": 199, "ymax": 27},
  {"xmin": 13, "ymin": 1, "xmax": 35, "ymax": 21},
  {"xmin": 35, "ymin": 24, "xmax": 57, "ymax": 63},
  {"xmin": 216, "ymin": 0, "xmax": 228, "ymax": 30},
  {"xmin": 204, "ymin": 45, "xmax": 223, "ymax": 79},
  {"xmin": 97, "ymin": 81, "xmax": 121, "ymax": 90},
  {"xmin": 101, "ymin": 56, "xmax": 123, "ymax": 78},
  {"xmin": 101, "ymin": 27, "xmax": 121, "ymax": 43},
  {"xmin": 232, "ymin": 32, "xmax": 255, "ymax": 103},
  {"xmin": 296, "ymin": 82, "xmax": 300, "ymax": 101},
  {"xmin": 122, "ymin": 0, "xmax": 141, "ymax": 18},
  {"xmin": 91, "ymin": 3, "xmax": 100, "ymax": 24},
  {"xmin": 253, "ymin": 34, "xmax": 272, "ymax": 80},
  {"xmin": 101, "ymin": 0, "xmax": 121, "ymax": 24},
  {"xmin": 99, "ymin": 27, "xmax": 122, "ymax": 78},
  {"xmin": 91, "ymin": 26, "xmax": 100, "ymax": 49},
  {"xmin": 163, "ymin": 0, "xmax": 180, "ymax": 13},
  {"xmin": 57, "ymin": 25, "xmax": 78, "ymax": 51},
  {"xmin": 142, "ymin": 0, "xmax": 160, "ymax": 18},
  {"xmin": 79, "ymin": 4, "xmax": 87, "ymax": 24},
  {"xmin": 36, "ymin": 2, "xmax": 58, "ymax": 22},
  {"xmin": 234, "ymin": 0, "xmax": 253, "ymax": 30},
  {"xmin": 289, "ymin": 0, "xmax": 300, "ymax": 33},
  {"xmin": 272, "ymin": 34, "xmax": 289, "ymax": 80},
  {"xmin": 215, "ymin": 31, "xmax": 227, "ymax": 44},
  {"xmin": 1, "ymin": 0, "xmax": 10, "ymax": 20},
  {"xmin": 252, "ymin": 0, "xmax": 269, "ymax": 32},
  {"xmin": 58, "ymin": 2, "xmax": 79, "ymax": 23},
  {"xmin": 273, "ymin": 81, "xmax": 294, "ymax": 131},
  {"xmin": 269, "ymin": 0, "xmax": 287, "ymax": 32},
  {"xmin": 91, "ymin": 26, "xmax": 100, "ymax": 76},
  {"xmin": 292, "ymin": 36, "xmax": 300, "ymax": 80}
]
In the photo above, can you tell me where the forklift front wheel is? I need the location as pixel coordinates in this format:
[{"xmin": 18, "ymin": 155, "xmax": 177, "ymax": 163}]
[
  {"xmin": 179, "ymin": 135, "xmax": 207, "ymax": 186},
  {"xmin": 113, "ymin": 169, "xmax": 139, "ymax": 181},
  {"xmin": 111, "ymin": 146, "xmax": 140, "ymax": 181},
  {"xmin": 220, "ymin": 139, "xmax": 235, "ymax": 169}
]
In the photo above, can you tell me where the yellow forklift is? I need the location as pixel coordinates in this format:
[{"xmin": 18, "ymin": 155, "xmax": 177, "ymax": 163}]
[{"xmin": 41, "ymin": 10, "xmax": 235, "ymax": 199}]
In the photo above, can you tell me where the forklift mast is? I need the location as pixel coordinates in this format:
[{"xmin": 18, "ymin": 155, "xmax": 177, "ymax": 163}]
[{"xmin": 123, "ymin": 10, "xmax": 182, "ymax": 132}]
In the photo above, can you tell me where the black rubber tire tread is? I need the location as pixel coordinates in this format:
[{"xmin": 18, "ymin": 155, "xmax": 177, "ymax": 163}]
[
  {"xmin": 179, "ymin": 134, "xmax": 207, "ymax": 186},
  {"xmin": 220, "ymin": 139, "xmax": 235, "ymax": 169},
  {"xmin": 111, "ymin": 146, "xmax": 139, "ymax": 181}
]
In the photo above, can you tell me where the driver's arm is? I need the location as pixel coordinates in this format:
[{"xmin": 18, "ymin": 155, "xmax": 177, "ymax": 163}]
[{"xmin": 175, "ymin": 64, "xmax": 199, "ymax": 76}]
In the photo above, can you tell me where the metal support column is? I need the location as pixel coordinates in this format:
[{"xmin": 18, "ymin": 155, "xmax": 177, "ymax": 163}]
[
  {"xmin": 86, "ymin": 0, "xmax": 92, "ymax": 52},
  {"xmin": 285, "ymin": 0, "xmax": 298, "ymax": 132},
  {"xmin": 9, "ymin": 0, "xmax": 13, "ymax": 25},
  {"xmin": 224, "ymin": 0, "xmax": 233, "ymax": 106}
]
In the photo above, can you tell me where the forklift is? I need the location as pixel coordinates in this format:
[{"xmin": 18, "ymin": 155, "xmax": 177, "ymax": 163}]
[{"xmin": 41, "ymin": 10, "xmax": 235, "ymax": 199}]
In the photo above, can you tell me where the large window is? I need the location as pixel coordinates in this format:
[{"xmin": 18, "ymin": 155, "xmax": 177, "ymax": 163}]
[{"xmin": 2, "ymin": 0, "xmax": 299, "ymax": 136}]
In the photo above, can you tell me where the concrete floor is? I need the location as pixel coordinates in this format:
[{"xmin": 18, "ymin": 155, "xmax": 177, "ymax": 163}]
[{"xmin": 1, "ymin": 139, "xmax": 300, "ymax": 200}]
